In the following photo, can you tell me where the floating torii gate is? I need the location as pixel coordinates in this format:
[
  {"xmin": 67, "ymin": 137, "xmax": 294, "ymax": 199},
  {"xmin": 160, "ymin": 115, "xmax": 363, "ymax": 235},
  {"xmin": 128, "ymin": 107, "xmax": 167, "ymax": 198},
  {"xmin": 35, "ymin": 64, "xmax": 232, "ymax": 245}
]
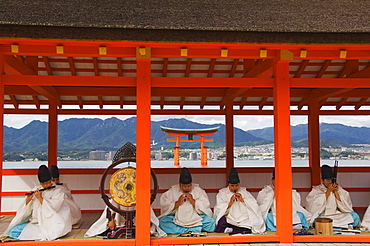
[{"xmin": 160, "ymin": 126, "xmax": 220, "ymax": 166}]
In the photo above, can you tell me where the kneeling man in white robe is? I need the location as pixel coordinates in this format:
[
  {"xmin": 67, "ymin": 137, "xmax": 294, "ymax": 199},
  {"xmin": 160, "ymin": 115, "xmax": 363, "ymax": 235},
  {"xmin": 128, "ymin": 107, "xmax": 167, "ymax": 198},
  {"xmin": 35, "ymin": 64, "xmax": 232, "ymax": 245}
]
[
  {"xmin": 306, "ymin": 164, "xmax": 360, "ymax": 229},
  {"xmin": 159, "ymin": 167, "xmax": 215, "ymax": 234},
  {"xmin": 50, "ymin": 165, "xmax": 82, "ymax": 226},
  {"xmin": 257, "ymin": 170, "xmax": 311, "ymax": 231},
  {"xmin": 361, "ymin": 205, "xmax": 370, "ymax": 231},
  {"xmin": 84, "ymin": 201, "xmax": 166, "ymax": 238},
  {"xmin": 214, "ymin": 168, "xmax": 265, "ymax": 234},
  {"xmin": 3, "ymin": 165, "xmax": 72, "ymax": 241}
]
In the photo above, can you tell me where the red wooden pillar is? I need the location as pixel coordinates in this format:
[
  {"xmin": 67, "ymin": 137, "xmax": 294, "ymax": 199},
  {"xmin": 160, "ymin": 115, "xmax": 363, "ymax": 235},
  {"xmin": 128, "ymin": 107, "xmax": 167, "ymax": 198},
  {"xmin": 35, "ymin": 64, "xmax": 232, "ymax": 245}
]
[
  {"xmin": 225, "ymin": 100, "xmax": 234, "ymax": 178},
  {"xmin": 174, "ymin": 147, "xmax": 180, "ymax": 166},
  {"xmin": 135, "ymin": 48, "xmax": 151, "ymax": 246},
  {"xmin": 0, "ymin": 53, "xmax": 4, "ymax": 213},
  {"xmin": 200, "ymin": 136, "xmax": 208, "ymax": 167},
  {"xmin": 48, "ymin": 98, "xmax": 58, "ymax": 167},
  {"xmin": 174, "ymin": 135, "xmax": 180, "ymax": 166},
  {"xmin": 273, "ymin": 51, "xmax": 293, "ymax": 243},
  {"xmin": 308, "ymin": 100, "xmax": 321, "ymax": 186}
]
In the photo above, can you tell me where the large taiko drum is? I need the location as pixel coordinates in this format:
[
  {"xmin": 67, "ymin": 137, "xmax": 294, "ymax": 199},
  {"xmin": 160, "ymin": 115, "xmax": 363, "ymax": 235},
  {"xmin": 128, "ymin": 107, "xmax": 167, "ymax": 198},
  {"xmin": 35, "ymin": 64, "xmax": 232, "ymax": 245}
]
[
  {"xmin": 99, "ymin": 142, "xmax": 158, "ymax": 239},
  {"xmin": 109, "ymin": 167, "xmax": 136, "ymax": 207},
  {"xmin": 100, "ymin": 142, "xmax": 158, "ymax": 215}
]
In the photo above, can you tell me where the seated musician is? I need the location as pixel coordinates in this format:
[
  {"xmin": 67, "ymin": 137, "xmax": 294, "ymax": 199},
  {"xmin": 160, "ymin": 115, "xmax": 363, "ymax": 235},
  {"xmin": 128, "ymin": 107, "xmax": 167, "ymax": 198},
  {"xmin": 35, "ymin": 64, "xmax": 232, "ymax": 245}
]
[
  {"xmin": 306, "ymin": 164, "xmax": 360, "ymax": 229},
  {"xmin": 84, "ymin": 201, "xmax": 166, "ymax": 238},
  {"xmin": 3, "ymin": 165, "xmax": 72, "ymax": 240},
  {"xmin": 50, "ymin": 165, "xmax": 82, "ymax": 225},
  {"xmin": 257, "ymin": 170, "xmax": 311, "ymax": 231},
  {"xmin": 158, "ymin": 167, "xmax": 215, "ymax": 234},
  {"xmin": 361, "ymin": 205, "xmax": 370, "ymax": 231},
  {"xmin": 214, "ymin": 168, "xmax": 265, "ymax": 234}
]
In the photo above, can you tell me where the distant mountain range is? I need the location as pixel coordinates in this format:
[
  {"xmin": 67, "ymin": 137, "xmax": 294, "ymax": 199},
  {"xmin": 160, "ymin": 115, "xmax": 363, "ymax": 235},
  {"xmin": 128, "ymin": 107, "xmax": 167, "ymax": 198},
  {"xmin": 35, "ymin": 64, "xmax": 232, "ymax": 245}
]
[
  {"xmin": 4, "ymin": 117, "xmax": 370, "ymax": 153},
  {"xmin": 247, "ymin": 123, "xmax": 370, "ymax": 144},
  {"xmin": 3, "ymin": 117, "xmax": 262, "ymax": 153}
]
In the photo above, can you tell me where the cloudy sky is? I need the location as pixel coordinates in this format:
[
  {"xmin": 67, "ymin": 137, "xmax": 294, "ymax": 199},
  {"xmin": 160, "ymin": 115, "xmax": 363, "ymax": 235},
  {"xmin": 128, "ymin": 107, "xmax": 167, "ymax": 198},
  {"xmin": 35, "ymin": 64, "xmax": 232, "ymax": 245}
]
[{"xmin": 4, "ymin": 114, "xmax": 370, "ymax": 131}]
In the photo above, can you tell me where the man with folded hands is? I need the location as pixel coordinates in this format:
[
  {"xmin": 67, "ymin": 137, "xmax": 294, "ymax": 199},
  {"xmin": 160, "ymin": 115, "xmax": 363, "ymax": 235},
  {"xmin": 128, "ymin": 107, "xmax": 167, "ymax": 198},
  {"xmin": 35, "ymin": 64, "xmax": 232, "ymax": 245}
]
[
  {"xmin": 158, "ymin": 167, "xmax": 215, "ymax": 234},
  {"xmin": 214, "ymin": 168, "xmax": 265, "ymax": 234}
]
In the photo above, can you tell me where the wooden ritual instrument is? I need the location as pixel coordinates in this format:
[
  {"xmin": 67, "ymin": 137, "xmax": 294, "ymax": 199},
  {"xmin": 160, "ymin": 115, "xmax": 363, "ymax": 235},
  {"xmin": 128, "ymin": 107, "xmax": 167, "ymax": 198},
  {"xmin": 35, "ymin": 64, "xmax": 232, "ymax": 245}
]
[
  {"xmin": 332, "ymin": 160, "xmax": 338, "ymax": 184},
  {"xmin": 25, "ymin": 186, "xmax": 56, "ymax": 195},
  {"xmin": 99, "ymin": 142, "xmax": 158, "ymax": 239}
]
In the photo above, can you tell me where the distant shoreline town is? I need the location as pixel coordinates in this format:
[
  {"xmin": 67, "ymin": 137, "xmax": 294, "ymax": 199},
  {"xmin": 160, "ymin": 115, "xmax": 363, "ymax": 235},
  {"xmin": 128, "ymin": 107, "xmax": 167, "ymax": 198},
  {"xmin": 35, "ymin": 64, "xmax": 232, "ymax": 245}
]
[
  {"xmin": 84, "ymin": 143, "xmax": 370, "ymax": 162},
  {"xmin": 5, "ymin": 143, "xmax": 370, "ymax": 163}
]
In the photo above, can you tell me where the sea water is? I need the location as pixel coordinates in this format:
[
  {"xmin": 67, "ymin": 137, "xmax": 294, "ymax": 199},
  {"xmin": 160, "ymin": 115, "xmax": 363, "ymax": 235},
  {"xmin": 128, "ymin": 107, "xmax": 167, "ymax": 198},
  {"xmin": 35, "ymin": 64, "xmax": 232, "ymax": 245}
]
[{"xmin": 3, "ymin": 159, "xmax": 370, "ymax": 169}]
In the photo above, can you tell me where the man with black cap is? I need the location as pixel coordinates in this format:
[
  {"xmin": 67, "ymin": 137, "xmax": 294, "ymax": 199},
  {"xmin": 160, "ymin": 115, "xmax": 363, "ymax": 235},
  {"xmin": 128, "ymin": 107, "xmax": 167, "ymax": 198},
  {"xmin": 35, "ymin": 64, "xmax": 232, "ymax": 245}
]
[
  {"xmin": 158, "ymin": 167, "xmax": 215, "ymax": 234},
  {"xmin": 257, "ymin": 170, "xmax": 311, "ymax": 231},
  {"xmin": 213, "ymin": 168, "xmax": 265, "ymax": 234},
  {"xmin": 306, "ymin": 164, "xmax": 359, "ymax": 228},
  {"xmin": 50, "ymin": 165, "xmax": 82, "ymax": 226},
  {"xmin": 2, "ymin": 165, "xmax": 72, "ymax": 240}
]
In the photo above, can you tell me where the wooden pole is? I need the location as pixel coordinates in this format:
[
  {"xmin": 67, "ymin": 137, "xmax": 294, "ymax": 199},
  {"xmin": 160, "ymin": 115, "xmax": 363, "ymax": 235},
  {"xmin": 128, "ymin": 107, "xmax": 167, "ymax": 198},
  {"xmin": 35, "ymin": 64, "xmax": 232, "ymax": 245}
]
[
  {"xmin": 225, "ymin": 100, "xmax": 234, "ymax": 181},
  {"xmin": 200, "ymin": 135, "xmax": 208, "ymax": 166},
  {"xmin": 48, "ymin": 99, "xmax": 58, "ymax": 167},
  {"xmin": 174, "ymin": 135, "xmax": 180, "ymax": 166},
  {"xmin": 135, "ymin": 51, "xmax": 151, "ymax": 246},
  {"xmin": 0, "ymin": 53, "xmax": 4, "ymax": 214},
  {"xmin": 308, "ymin": 100, "xmax": 321, "ymax": 186},
  {"xmin": 274, "ymin": 51, "xmax": 293, "ymax": 243}
]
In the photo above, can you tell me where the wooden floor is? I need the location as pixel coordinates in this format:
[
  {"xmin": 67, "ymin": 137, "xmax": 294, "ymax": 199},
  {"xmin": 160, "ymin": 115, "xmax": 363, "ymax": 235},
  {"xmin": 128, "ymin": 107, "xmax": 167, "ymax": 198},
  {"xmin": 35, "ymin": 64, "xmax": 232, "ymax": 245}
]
[
  {"xmin": 0, "ymin": 212, "xmax": 102, "ymax": 232},
  {"xmin": 0, "ymin": 212, "xmax": 102, "ymax": 241},
  {"xmin": 1, "ymin": 212, "xmax": 370, "ymax": 245}
]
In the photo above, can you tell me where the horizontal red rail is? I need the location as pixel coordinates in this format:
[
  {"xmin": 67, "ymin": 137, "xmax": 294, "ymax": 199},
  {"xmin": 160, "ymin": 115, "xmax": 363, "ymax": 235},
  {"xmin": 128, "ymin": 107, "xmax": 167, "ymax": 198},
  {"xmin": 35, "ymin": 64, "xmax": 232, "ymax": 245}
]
[
  {"xmin": 294, "ymin": 235, "xmax": 370, "ymax": 243},
  {"xmin": 4, "ymin": 166, "xmax": 370, "ymax": 175},
  {"xmin": 151, "ymin": 234, "xmax": 280, "ymax": 245},
  {"xmin": 2, "ymin": 187, "xmax": 370, "ymax": 197}
]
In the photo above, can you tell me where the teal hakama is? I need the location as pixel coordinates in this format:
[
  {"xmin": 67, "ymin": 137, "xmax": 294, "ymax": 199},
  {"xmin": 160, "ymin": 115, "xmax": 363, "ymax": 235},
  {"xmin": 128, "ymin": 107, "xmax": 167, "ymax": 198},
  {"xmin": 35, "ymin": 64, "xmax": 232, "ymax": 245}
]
[
  {"xmin": 159, "ymin": 214, "xmax": 215, "ymax": 234},
  {"xmin": 8, "ymin": 223, "xmax": 28, "ymax": 239},
  {"xmin": 266, "ymin": 211, "xmax": 309, "ymax": 232},
  {"xmin": 158, "ymin": 168, "xmax": 215, "ymax": 235}
]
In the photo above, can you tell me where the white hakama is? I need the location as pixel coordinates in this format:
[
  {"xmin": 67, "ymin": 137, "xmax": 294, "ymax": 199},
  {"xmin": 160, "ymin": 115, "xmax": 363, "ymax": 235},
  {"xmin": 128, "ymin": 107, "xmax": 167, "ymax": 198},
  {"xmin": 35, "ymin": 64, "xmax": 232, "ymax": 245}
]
[
  {"xmin": 361, "ymin": 205, "xmax": 370, "ymax": 231},
  {"xmin": 84, "ymin": 203, "xmax": 166, "ymax": 238},
  {"xmin": 306, "ymin": 184, "xmax": 359, "ymax": 228},
  {"xmin": 214, "ymin": 187, "xmax": 265, "ymax": 234},
  {"xmin": 3, "ymin": 185, "xmax": 72, "ymax": 240},
  {"xmin": 158, "ymin": 183, "xmax": 215, "ymax": 234},
  {"xmin": 257, "ymin": 185, "xmax": 311, "ymax": 231},
  {"xmin": 57, "ymin": 183, "xmax": 82, "ymax": 225}
]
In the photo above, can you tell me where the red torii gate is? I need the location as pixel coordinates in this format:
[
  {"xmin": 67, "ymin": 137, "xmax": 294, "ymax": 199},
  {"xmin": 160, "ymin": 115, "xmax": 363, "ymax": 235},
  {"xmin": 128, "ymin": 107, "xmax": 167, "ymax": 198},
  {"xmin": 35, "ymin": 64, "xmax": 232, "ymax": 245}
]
[{"xmin": 160, "ymin": 126, "xmax": 219, "ymax": 166}]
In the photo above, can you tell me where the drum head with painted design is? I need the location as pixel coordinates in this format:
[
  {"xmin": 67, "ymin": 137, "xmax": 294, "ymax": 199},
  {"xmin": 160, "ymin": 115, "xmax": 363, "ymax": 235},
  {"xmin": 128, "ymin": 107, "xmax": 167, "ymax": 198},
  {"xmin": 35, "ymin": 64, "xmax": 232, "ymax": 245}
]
[{"xmin": 109, "ymin": 167, "xmax": 136, "ymax": 207}]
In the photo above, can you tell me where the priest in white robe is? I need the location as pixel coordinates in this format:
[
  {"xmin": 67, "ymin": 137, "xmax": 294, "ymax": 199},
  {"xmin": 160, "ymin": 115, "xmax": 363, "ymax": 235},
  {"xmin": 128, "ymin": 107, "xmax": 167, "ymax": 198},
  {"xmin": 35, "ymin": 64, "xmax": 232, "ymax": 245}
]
[
  {"xmin": 306, "ymin": 164, "xmax": 360, "ymax": 229},
  {"xmin": 214, "ymin": 168, "xmax": 265, "ymax": 234},
  {"xmin": 361, "ymin": 205, "xmax": 370, "ymax": 231},
  {"xmin": 158, "ymin": 167, "xmax": 215, "ymax": 234},
  {"xmin": 84, "ymin": 201, "xmax": 167, "ymax": 238},
  {"xmin": 50, "ymin": 165, "xmax": 82, "ymax": 225},
  {"xmin": 3, "ymin": 165, "xmax": 72, "ymax": 241},
  {"xmin": 257, "ymin": 170, "xmax": 311, "ymax": 231}
]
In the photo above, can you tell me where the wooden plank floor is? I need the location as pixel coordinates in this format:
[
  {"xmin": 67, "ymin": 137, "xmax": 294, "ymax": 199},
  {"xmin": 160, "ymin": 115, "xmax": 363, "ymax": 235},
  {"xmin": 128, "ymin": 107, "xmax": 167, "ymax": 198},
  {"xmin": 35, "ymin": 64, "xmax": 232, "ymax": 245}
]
[
  {"xmin": 0, "ymin": 212, "xmax": 102, "ymax": 240},
  {"xmin": 0, "ymin": 212, "xmax": 102, "ymax": 232},
  {"xmin": 1, "ymin": 213, "xmax": 370, "ymax": 245}
]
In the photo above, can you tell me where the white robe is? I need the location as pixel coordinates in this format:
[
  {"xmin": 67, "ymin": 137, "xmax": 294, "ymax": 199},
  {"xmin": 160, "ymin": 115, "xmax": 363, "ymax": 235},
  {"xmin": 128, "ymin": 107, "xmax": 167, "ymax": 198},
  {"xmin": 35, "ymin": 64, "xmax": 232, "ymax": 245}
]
[
  {"xmin": 158, "ymin": 183, "xmax": 213, "ymax": 228},
  {"xmin": 84, "ymin": 203, "xmax": 166, "ymax": 238},
  {"xmin": 57, "ymin": 183, "xmax": 82, "ymax": 225},
  {"xmin": 361, "ymin": 205, "xmax": 370, "ymax": 231},
  {"xmin": 3, "ymin": 185, "xmax": 72, "ymax": 240},
  {"xmin": 306, "ymin": 184, "xmax": 354, "ymax": 228},
  {"xmin": 256, "ymin": 185, "xmax": 312, "ymax": 225},
  {"xmin": 214, "ymin": 187, "xmax": 265, "ymax": 233}
]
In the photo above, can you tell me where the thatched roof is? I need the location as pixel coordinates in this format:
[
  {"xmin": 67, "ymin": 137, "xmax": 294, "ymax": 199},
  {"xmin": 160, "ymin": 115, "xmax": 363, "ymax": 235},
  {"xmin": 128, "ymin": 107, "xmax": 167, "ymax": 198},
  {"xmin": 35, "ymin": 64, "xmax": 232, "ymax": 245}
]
[{"xmin": 0, "ymin": 0, "xmax": 369, "ymax": 43}]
